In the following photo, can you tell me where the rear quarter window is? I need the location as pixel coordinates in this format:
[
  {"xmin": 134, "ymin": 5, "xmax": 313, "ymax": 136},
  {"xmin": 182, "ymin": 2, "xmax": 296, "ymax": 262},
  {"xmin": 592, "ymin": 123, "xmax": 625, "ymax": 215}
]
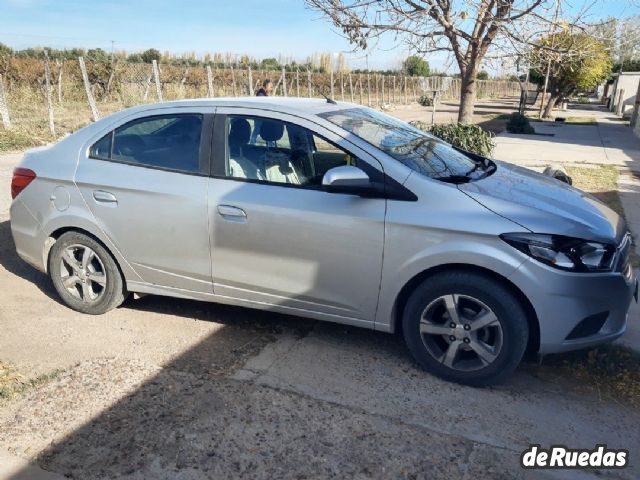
[{"xmin": 88, "ymin": 114, "xmax": 204, "ymax": 174}]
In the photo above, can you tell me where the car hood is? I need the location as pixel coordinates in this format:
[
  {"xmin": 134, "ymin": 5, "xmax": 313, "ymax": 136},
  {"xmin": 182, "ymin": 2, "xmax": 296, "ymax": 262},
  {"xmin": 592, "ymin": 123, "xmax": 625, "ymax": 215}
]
[{"xmin": 458, "ymin": 161, "xmax": 626, "ymax": 244}]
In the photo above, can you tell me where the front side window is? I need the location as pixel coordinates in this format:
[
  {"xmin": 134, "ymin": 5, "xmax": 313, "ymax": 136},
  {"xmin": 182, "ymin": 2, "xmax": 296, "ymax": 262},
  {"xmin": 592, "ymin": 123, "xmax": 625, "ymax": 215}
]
[
  {"xmin": 319, "ymin": 107, "xmax": 492, "ymax": 182},
  {"xmin": 225, "ymin": 116, "xmax": 362, "ymax": 187},
  {"xmin": 89, "ymin": 114, "xmax": 203, "ymax": 173}
]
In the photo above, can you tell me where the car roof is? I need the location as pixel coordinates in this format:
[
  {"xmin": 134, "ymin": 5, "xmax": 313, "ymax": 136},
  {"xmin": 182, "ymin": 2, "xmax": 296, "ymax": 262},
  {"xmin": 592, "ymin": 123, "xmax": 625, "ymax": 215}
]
[{"xmin": 131, "ymin": 97, "xmax": 359, "ymax": 117}]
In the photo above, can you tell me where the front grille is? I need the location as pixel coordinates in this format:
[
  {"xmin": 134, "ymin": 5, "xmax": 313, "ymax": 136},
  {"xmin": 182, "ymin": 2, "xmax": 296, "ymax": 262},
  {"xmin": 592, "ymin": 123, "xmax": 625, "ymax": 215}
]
[{"xmin": 615, "ymin": 233, "xmax": 631, "ymax": 274}]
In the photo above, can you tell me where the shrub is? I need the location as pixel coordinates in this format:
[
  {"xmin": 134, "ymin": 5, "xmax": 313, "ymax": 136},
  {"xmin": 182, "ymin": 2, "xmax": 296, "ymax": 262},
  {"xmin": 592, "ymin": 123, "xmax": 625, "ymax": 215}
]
[
  {"xmin": 418, "ymin": 94, "xmax": 433, "ymax": 107},
  {"xmin": 506, "ymin": 112, "xmax": 535, "ymax": 134},
  {"xmin": 410, "ymin": 121, "xmax": 495, "ymax": 157}
]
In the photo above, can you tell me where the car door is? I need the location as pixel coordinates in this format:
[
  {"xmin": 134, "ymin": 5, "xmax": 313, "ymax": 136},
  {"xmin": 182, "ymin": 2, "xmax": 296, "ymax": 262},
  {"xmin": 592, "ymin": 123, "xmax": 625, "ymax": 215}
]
[
  {"xmin": 208, "ymin": 108, "xmax": 386, "ymax": 323},
  {"xmin": 75, "ymin": 107, "xmax": 214, "ymax": 293}
]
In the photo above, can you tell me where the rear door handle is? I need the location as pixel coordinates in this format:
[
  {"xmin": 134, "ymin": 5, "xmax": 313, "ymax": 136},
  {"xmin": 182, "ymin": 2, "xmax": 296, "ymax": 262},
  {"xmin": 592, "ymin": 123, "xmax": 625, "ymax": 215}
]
[
  {"xmin": 217, "ymin": 204, "xmax": 247, "ymax": 221},
  {"xmin": 93, "ymin": 190, "xmax": 118, "ymax": 204}
]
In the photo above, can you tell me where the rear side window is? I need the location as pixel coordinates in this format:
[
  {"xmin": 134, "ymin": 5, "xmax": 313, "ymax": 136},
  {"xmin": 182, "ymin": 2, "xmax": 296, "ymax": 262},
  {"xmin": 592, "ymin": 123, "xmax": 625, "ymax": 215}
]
[{"xmin": 89, "ymin": 114, "xmax": 204, "ymax": 174}]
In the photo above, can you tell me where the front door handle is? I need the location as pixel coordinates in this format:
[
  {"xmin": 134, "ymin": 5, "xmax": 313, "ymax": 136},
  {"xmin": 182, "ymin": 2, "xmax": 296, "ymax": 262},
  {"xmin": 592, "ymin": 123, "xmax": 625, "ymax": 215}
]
[
  {"xmin": 217, "ymin": 204, "xmax": 247, "ymax": 221},
  {"xmin": 93, "ymin": 190, "xmax": 117, "ymax": 204}
]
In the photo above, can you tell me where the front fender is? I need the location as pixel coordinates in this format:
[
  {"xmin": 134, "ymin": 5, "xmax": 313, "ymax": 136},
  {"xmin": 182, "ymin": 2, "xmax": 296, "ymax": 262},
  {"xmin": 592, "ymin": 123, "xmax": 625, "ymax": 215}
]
[{"xmin": 374, "ymin": 236, "xmax": 528, "ymax": 332}]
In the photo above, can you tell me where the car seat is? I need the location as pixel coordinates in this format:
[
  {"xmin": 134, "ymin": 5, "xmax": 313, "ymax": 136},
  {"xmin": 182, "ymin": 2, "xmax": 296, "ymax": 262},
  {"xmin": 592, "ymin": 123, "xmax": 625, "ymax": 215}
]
[
  {"xmin": 259, "ymin": 121, "xmax": 305, "ymax": 184},
  {"xmin": 228, "ymin": 118, "xmax": 263, "ymax": 180}
]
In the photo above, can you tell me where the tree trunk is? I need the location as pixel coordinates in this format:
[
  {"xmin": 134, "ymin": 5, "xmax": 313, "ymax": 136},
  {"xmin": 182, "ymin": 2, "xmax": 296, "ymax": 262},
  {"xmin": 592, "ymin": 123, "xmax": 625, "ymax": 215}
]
[
  {"xmin": 543, "ymin": 94, "xmax": 560, "ymax": 118},
  {"xmin": 458, "ymin": 71, "xmax": 477, "ymax": 124}
]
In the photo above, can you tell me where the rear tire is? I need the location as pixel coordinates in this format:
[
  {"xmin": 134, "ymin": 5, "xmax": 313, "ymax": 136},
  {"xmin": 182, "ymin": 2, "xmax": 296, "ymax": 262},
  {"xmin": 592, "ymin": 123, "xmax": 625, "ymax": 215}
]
[
  {"xmin": 402, "ymin": 271, "xmax": 528, "ymax": 386},
  {"xmin": 49, "ymin": 231, "xmax": 126, "ymax": 314}
]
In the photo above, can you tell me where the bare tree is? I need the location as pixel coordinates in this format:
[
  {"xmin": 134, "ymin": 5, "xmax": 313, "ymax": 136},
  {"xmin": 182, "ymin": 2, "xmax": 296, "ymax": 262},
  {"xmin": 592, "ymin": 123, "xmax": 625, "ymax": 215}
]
[
  {"xmin": 305, "ymin": 0, "xmax": 588, "ymax": 123},
  {"xmin": 589, "ymin": 16, "xmax": 640, "ymax": 71}
]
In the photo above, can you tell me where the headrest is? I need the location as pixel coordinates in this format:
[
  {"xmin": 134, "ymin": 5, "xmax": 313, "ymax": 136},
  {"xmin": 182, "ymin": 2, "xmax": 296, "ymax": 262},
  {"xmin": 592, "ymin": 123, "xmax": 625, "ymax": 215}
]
[
  {"xmin": 260, "ymin": 121, "xmax": 284, "ymax": 142},
  {"xmin": 229, "ymin": 118, "xmax": 251, "ymax": 145}
]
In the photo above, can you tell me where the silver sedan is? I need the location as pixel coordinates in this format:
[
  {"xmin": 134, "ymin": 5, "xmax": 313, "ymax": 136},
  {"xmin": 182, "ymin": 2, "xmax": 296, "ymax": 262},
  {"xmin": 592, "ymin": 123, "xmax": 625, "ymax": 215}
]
[{"xmin": 10, "ymin": 98, "xmax": 636, "ymax": 385}]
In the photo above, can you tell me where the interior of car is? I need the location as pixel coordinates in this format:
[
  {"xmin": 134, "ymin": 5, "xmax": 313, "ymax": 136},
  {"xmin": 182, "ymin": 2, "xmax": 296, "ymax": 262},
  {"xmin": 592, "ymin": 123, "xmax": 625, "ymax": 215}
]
[
  {"xmin": 110, "ymin": 115, "xmax": 202, "ymax": 172},
  {"xmin": 227, "ymin": 116, "xmax": 354, "ymax": 186}
]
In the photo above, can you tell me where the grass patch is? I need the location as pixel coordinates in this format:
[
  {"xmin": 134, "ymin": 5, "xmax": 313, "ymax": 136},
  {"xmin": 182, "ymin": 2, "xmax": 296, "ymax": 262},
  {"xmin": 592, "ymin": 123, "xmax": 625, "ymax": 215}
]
[
  {"xmin": 564, "ymin": 117, "xmax": 597, "ymax": 125},
  {"xmin": 567, "ymin": 165, "xmax": 639, "ymax": 267},
  {"xmin": 0, "ymin": 361, "xmax": 62, "ymax": 402},
  {"xmin": 566, "ymin": 165, "xmax": 623, "ymax": 215},
  {"xmin": 0, "ymin": 128, "xmax": 50, "ymax": 153},
  {"xmin": 532, "ymin": 345, "xmax": 640, "ymax": 408}
]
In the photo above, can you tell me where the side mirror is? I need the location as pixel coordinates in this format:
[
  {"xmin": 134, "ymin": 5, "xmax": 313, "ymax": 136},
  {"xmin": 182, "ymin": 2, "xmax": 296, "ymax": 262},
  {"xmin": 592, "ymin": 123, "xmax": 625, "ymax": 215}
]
[{"xmin": 322, "ymin": 165, "xmax": 373, "ymax": 195}]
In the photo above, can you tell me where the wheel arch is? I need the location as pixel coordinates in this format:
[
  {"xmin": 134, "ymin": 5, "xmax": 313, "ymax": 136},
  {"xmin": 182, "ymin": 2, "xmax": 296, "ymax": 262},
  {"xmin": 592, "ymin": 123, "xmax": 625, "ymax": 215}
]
[
  {"xmin": 391, "ymin": 263, "xmax": 540, "ymax": 355},
  {"xmin": 45, "ymin": 226, "xmax": 128, "ymax": 288}
]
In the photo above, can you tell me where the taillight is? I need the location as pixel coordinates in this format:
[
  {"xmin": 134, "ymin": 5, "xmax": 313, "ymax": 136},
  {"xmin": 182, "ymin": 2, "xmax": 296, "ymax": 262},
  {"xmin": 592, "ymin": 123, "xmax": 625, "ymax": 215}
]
[{"xmin": 11, "ymin": 168, "xmax": 37, "ymax": 199}]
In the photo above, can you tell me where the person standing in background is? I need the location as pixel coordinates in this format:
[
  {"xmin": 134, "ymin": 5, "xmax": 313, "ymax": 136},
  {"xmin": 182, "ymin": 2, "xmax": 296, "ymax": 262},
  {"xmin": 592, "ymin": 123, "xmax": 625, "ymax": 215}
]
[
  {"xmin": 256, "ymin": 79, "xmax": 273, "ymax": 96},
  {"xmin": 252, "ymin": 79, "xmax": 273, "ymax": 143}
]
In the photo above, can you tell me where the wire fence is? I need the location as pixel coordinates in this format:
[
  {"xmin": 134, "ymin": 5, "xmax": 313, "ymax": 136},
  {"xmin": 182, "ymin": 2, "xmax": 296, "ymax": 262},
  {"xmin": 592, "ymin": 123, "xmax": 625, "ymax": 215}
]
[{"xmin": 0, "ymin": 56, "xmax": 526, "ymax": 140}]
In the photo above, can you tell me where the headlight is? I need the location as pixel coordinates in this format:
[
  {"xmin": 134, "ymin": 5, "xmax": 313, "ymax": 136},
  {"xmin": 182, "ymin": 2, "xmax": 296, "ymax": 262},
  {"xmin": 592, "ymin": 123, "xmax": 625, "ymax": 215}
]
[{"xmin": 500, "ymin": 233, "xmax": 615, "ymax": 272}]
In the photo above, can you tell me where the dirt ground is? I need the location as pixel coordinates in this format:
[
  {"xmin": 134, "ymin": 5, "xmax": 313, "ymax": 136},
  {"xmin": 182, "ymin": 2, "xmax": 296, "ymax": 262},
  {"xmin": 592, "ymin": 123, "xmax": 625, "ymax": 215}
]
[{"xmin": 1, "ymin": 103, "xmax": 639, "ymax": 479}]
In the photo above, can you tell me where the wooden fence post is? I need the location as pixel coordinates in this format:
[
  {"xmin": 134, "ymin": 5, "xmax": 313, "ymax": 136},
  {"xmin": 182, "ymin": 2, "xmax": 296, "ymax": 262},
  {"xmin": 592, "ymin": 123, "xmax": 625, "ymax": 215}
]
[
  {"xmin": 296, "ymin": 68, "xmax": 300, "ymax": 97},
  {"xmin": 367, "ymin": 74, "xmax": 371, "ymax": 106},
  {"xmin": 56, "ymin": 60, "xmax": 63, "ymax": 103},
  {"xmin": 78, "ymin": 57, "xmax": 100, "ymax": 121},
  {"xmin": 179, "ymin": 67, "xmax": 190, "ymax": 98},
  {"xmin": 393, "ymin": 76, "xmax": 396, "ymax": 104},
  {"xmin": 44, "ymin": 51, "xmax": 55, "ymax": 136},
  {"xmin": 404, "ymin": 76, "xmax": 408, "ymax": 104},
  {"xmin": 381, "ymin": 75, "xmax": 385, "ymax": 104},
  {"xmin": 348, "ymin": 73, "xmax": 354, "ymax": 102},
  {"xmin": 330, "ymin": 67, "xmax": 335, "ymax": 99},
  {"xmin": 307, "ymin": 69, "xmax": 312, "ymax": 97},
  {"xmin": 231, "ymin": 66, "xmax": 237, "ymax": 96},
  {"xmin": 152, "ymin": 60, "xmax": 163, "ymax": 101},
  {"xmin": 248, "ymin": 67, "xmax": 253, "ymax": 96},
  {"xmin": 358, "ymin": 75, "xmax": 363, "ymax": 105},
  {"xmin": 282, "ymin": 67, "xmax": 287, "ymax": 97},
  {"xmin": 0, "ymin": 74, "xmax": 11, "ymax": 129},
  {"xmin": 206, "ymin": 66, "xmax": 214, "ymax": 98},
  {"xmin": 340, "ymin": 72, "xmax": 345, "ymax": 101}
]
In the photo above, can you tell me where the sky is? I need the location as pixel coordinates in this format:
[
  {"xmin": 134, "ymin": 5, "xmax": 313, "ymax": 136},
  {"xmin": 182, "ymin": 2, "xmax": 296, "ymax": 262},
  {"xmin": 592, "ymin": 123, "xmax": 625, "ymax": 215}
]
[{"xmin": 1, "ymin": 0, "xmax": 639, "ymax": 73}]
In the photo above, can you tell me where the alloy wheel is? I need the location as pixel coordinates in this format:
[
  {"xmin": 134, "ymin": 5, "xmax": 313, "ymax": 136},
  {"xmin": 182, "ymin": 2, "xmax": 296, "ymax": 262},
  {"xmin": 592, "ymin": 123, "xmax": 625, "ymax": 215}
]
[
  {"xmin": 59, "ymin": 244, "xmax": 107, "ymax": 303},
  {"xmin": 419, "ymin": 294, "xmax": 503, "ymax": 371}
]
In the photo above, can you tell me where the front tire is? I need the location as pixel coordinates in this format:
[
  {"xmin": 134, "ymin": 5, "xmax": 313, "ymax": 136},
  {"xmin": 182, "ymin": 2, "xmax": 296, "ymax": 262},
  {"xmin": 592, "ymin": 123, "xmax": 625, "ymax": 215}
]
[
  {"xmin": 402, "ymin": 271, "xmax": 528, "ymax": 386},
  {"xmin": 49, "ymin": 231, "xmax": 126, "ymax": 314}
]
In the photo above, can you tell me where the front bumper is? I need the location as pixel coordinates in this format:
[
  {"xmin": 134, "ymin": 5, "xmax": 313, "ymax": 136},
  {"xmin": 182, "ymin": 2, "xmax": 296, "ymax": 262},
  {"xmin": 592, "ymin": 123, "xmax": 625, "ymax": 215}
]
[{"xmin": 509, "ymin": 257, "xmax": 636, "ymax": 355}]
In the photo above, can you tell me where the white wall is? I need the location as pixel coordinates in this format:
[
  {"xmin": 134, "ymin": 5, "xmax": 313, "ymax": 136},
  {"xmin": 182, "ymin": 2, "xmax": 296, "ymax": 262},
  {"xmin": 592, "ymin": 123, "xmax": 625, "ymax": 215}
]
[{"xmin": 610, "ymin": 73, "xmax": 640, "ymax": 116}]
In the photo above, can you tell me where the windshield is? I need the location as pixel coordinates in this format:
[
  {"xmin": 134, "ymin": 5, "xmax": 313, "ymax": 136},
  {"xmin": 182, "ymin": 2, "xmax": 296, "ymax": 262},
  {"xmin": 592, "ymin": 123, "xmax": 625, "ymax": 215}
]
[{"xmin": 319, "ymin": 107, "xmax": 490, "ymax": 181}]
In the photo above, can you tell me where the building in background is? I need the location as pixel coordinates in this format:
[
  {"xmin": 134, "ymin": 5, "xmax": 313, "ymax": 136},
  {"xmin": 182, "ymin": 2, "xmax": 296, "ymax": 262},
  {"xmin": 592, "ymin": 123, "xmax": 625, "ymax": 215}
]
[{"xmin": 608, "ymin": 72, "xmax": 640, "ymax": 116}]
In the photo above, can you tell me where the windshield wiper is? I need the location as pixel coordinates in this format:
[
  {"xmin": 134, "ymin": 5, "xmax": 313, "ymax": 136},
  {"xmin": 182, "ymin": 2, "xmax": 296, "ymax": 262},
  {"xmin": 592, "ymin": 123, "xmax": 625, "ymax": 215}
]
[{"xmin": 433, "ymin": 174, "xmax": 472, "ymax": 184}]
